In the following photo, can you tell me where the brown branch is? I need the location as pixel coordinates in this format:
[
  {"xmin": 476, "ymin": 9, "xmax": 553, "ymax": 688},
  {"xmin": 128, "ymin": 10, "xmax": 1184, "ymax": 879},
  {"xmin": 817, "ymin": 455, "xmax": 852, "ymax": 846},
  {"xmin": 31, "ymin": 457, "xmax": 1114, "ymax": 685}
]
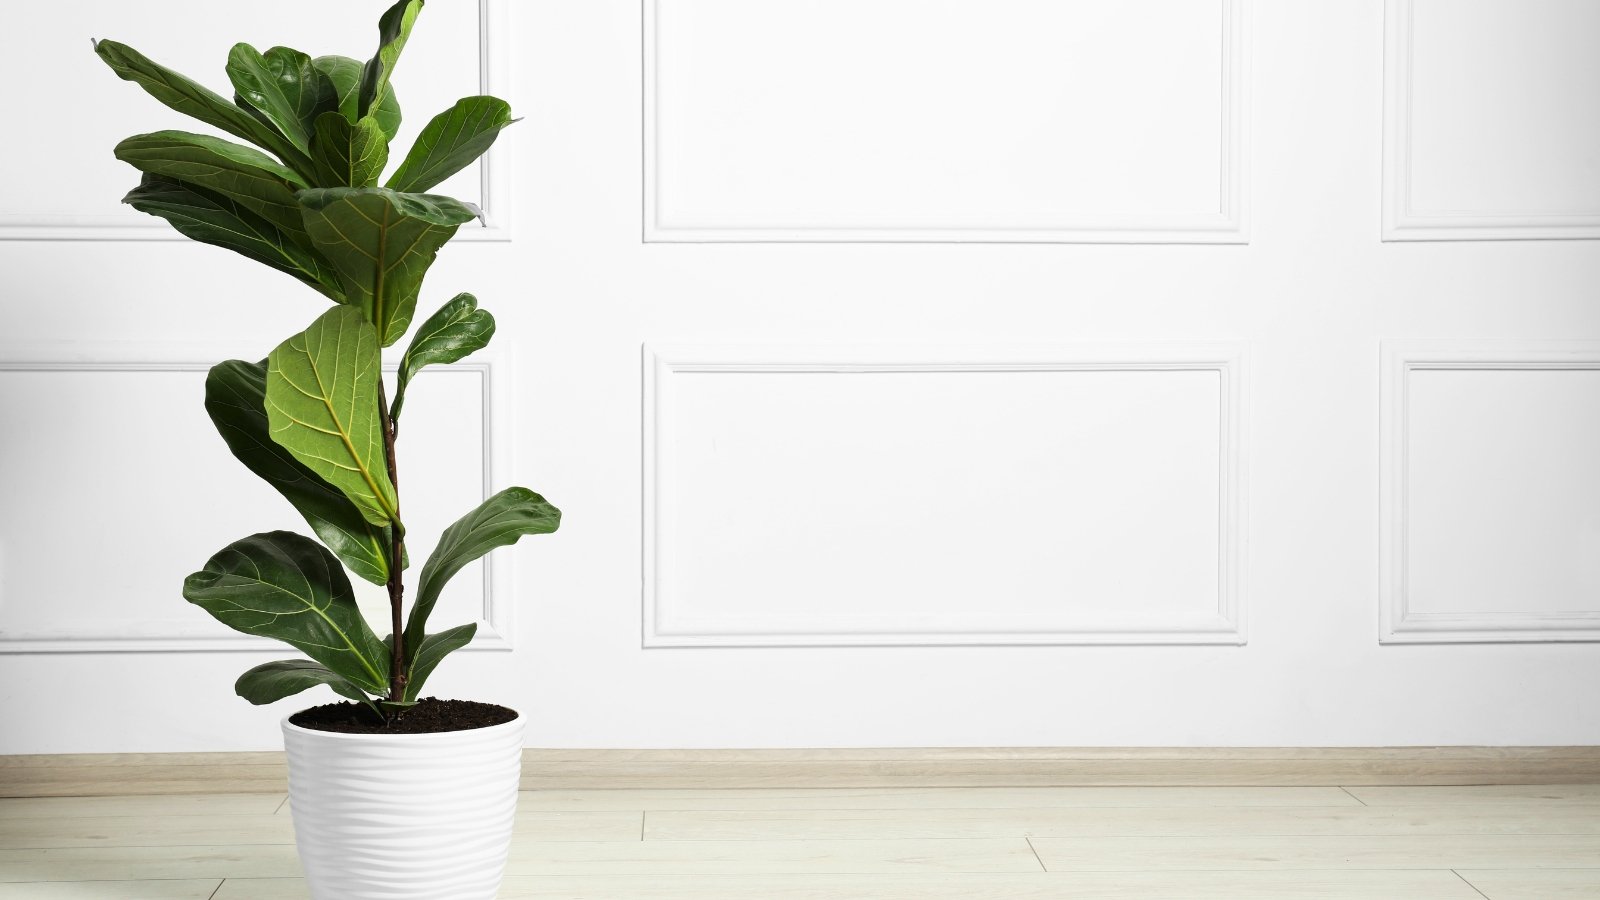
[{"xmin": 377, "ymin": 378, "xmax": 406, "ymax": 707}]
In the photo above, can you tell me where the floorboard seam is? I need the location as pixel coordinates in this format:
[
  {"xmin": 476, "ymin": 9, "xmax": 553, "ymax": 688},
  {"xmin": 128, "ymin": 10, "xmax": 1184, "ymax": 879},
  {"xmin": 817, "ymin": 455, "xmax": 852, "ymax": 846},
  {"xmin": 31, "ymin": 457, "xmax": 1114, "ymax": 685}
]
[
  {"xmin": 1024, "ymin": 836, "xmax": 1048, "ymax": 872},
  {"xmin": 1451, "ymin": 869, "xmax": 1493, "ymax": 899}
]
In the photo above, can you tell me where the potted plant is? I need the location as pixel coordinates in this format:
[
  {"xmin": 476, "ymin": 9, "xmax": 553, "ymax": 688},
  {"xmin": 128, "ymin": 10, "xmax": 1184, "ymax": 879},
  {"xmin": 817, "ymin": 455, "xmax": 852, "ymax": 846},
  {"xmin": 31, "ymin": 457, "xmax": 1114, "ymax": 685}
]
[{"xmin": 95, "ymin": 2, "xmax": 559, "ymax": 896}]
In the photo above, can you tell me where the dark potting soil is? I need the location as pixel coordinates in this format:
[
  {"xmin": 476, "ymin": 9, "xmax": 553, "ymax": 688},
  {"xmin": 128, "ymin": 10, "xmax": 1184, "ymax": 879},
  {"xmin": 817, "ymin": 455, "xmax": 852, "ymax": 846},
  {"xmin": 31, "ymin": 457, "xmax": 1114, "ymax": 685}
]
[{"xmin": 290, "ymin": 698, "xmax": 517, "ymax": 735}]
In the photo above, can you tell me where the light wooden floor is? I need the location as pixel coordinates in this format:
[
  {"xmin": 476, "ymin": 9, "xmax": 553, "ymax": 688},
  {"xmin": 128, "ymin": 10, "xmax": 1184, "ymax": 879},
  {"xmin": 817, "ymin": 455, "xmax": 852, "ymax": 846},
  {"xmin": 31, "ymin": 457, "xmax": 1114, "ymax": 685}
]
[{"xmin": 3, "ymin": 785, "xmax": 1599, "ymax": 898}]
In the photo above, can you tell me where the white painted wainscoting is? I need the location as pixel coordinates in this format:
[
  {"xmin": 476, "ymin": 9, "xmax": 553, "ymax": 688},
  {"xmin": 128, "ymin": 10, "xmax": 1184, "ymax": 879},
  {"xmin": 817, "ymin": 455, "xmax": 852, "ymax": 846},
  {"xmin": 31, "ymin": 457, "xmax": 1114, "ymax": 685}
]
[
  {"xmin": 644, "ymin": 344, "xmax": 1246, "ymax": 646},
  {"xmin": 1, "ymin": 0, "xmax": 1598, "ymax": 753},
  {"xmin": 0, "ymin": 356, "xmax": 514, "ymax": 654},
  {"xmin": 2, "ymin": 0, "xmax": 512, "ymax": 240},
  {"xmin": 1383, "ymin": 0, "xmax": 1600, "ymax": 240},
  {"xmin": 1381, "ymin": 343, "xmax": 1600, "ymax": 642},
  {"xmin": 645, "ymin": 0, "xmax": 1249, "ymax": 242}
]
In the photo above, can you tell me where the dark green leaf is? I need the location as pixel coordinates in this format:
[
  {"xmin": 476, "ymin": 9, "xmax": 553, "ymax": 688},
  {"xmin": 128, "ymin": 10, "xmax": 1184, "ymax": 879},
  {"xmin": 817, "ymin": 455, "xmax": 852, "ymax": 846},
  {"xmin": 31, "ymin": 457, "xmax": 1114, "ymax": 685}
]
[
  {"xmin": 402, "ymin": 623, "xmax": 476, "ymax": 702},
  {"xmin": 309, "ymin": 112, "xmax": 389, "ymax": 188},
  {"xmin": 115, "ymin": 131, "xmax": 310, "ymax": 239},
  {"xmin": 184, "ymin": 531, "xmax": 390, "ymax": 695},
  {"xmin": 227, "ymin": 44, "xmax": 326, "ymax": 154},
  {"xmin": 312, "ymin": 56, "xmax": 361, "ymax": 119},
  {"xmin": 207, "ymin": 358, "xmax": 395, "ymax": 585},
  {"xmin": 404, "ymin": 488, "xmax": 560, "ymax": 671},
  {"xmin": 122, "ymin": 175, "xmax": 342, "ymax": 301},
  {"xmin": 387, "ymin": 96, "xmax": 513, "ymax": 193},
  {"xmin": 94, "ymin": 39, "xmax": 315, "ymax": 178},
  {"xmin": 392, "ymin": 293, "xmax": 494, "ymax": 422},
  {"xmin": 295, "ymin": 187, "xmax": 479, "ymax": 346},
  {"xmin": 359, "ymin": 0, "xmax": 422, "ymax": 121},
  {"xmin": 265, "ymin": 306, "xmax": 399, "ymax": 526},
  {"xmin": 311, "ymin": 55, "xmax": 401, "ymax": 139},
  {"xmin": 236, "ymin": 659, "xmax": 378, "ymax": 712}
]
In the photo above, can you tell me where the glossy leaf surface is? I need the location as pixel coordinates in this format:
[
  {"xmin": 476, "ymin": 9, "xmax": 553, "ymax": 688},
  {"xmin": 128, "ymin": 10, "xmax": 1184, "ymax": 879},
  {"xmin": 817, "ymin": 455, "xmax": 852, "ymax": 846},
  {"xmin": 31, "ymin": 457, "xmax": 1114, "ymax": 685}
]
[
  {"xmin": 122, "ymin": 175, "xmax": 342, "ymax": 301},
  {"xmin": 391, "ymin": 293, "xmax": 494, "ymax": 422},
  {"xmin": 236, "ymin": 659, "xmax": 377, "ymax": 711},
  {"xmin": 115, "ymin": 131, "xmax": 309, "ymax": 238},
  {"xmin": 309, "ymin": 112, "xmax": 388, "ymax": 188},
  {"xmin": 94, "ymin": 39, "xmax": 315, "ymax": 177},
  {"xmin": 265, "ymin": 306, "xmax": 398, "ymax": 526},
  {"xmin": 207, "ymin": 359, "xmax": 393, "ymax": 585},
  {"xmin": 404, "ymin": 488, "xmax": 560, "ymax": 670},
  {"xmin": 184, "ymin": 531, "xmax": 390, "ymax": 695},
  {"xmin": 402, "ymin": 623, "xmax": 477, "ymax": 702},
  {"xmin": 227, "ymin": 44, "xmax": 325, "ymax": 154},
  {"xmin": 359, "ymin": 0, "xmax": 422, "ymax": 121},
  {"xmin": 296, "ymin": 187, "xmax": 479, "ymax": 346},
  {"xmin": 387, "ymin": 96, "xmax": 513, "ymax": 193},
  {"xmin": 312, "ymin": 55, "xmax": 402, "ymax": 138}
]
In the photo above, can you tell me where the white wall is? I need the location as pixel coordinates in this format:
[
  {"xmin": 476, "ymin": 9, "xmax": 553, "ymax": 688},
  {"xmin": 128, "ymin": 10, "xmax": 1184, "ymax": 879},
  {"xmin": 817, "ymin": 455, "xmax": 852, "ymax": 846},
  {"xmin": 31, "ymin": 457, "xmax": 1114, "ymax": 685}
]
[{"xmin": 2, "ymin": 0, "xmax": 1598, "ymax": 753}]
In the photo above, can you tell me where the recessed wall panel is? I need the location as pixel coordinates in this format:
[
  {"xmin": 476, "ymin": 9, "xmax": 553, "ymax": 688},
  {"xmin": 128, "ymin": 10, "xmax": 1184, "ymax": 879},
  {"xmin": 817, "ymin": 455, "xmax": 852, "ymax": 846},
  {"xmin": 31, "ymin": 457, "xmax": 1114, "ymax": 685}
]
[
  {"xmin": 1384, "ymin": 0, "xmax": 1600, "ymax": 239},
  {"xmin": 645, "ymin": 345, "xmax": 1246, "ymax": 646},
  {"xmin": 4, "ymin": 0, "xmax": 504, "ymax": 239},
  {"xmin": 0, "ymin": 363, "xmax": 493, "ymax": 651},
  {"xmin": 1381, "ymin": 343, "xmax": 1600, "ymax": 642},
  {"xmin": 645, "ymin": 0, "xmax": 1247, "ymax": 242}
]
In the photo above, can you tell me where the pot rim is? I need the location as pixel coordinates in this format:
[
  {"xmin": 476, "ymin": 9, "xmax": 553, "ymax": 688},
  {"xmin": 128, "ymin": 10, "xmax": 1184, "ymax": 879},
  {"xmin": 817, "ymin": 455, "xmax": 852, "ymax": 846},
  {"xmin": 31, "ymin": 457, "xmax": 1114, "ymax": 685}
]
[{"xmin": 281, "ymin": 708, "xmax": 521, "ymax": 742}]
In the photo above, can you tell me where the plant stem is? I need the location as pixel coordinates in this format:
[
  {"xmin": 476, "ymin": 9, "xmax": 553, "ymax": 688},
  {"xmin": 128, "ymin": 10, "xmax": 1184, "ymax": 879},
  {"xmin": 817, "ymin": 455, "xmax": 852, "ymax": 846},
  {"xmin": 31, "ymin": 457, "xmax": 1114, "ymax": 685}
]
[{"xmin": 377, "ymin": 379, "xmax": 406, "ymax": 706}]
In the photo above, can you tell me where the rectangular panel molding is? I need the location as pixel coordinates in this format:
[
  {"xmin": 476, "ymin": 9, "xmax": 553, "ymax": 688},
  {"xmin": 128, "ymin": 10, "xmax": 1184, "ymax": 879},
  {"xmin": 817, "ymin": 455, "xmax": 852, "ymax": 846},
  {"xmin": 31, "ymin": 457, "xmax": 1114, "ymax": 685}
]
[
  {"xmin": 0, "ymin": 0, "xmax": 511, "ymax": 242},
  {"xmin": 1383, "ymin": 0, "xmax": 1600, "ymax": 240},
  {"xmin": 0, "ymin": 357, "xmax": 511, "ymax": 653},
  {"xmin": 644, "ymin": 0, "xmax": 1250, "ymax": 243},
  {"xmin": 1380, "ymin": 341, "xmax": 1600, "ymax": 642},
  {"xmin": 644, "ymin": 344, "xmax": 1248, "ymax": 647}
]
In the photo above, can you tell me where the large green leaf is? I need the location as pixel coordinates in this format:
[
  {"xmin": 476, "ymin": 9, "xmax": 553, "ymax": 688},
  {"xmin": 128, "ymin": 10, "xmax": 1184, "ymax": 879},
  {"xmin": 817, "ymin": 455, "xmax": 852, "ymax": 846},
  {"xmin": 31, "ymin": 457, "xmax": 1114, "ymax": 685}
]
[
  {"xmin": 122, "ymin": 175, "xmax": 342, "ymax": 301},
  {"xmin": 359, "ymin": 0, "xmax": 422, "ymax": 122},
  {"xmin": 387, "ymin": 96, "xmax": 513, "ymax": 194},
  {"xmin": 265, "ymin": 306, "xmax": 399, "ymax": 527},
  {"xmin": 295, "ymin": 187, "xmax": 479, "ymax": 346},
  {"xmin": 391, "ymin": 293, "xmax": 494, "ymax": 422},
  {"xmin": 184, "ymin": 531, "xmax": 390, "ymax": 695},
  {"xmin": 227, "ymin": 44, "xmax": 326, "ymax": 154},
  {"xmin": 94, "ymin": 39, "xmax": 315, "ymax": 178},
  {"xmin": 404, "ymin": 488, "xmax": 560, "ymax": 670},
  {"xmin": 311, "ymin": 55, "xmax": 401, "ymax": 140},
  {"xmin": 401, "ymin": 623, "xmax": 476, "ymax": 702},
  {"xmin": 115, "ymin": 131, "xmax": 309, "ymax": 238},
  {"xmin": 236, "ymin": 659, "xmax": 378, "ymax": 712},
  {"xmin": 309, "ymin": 112, "xmax": 389, "ymax": 188},
  {"xmin": 207, "ymin": 358, "xmax": 394, "ymax": 585}
]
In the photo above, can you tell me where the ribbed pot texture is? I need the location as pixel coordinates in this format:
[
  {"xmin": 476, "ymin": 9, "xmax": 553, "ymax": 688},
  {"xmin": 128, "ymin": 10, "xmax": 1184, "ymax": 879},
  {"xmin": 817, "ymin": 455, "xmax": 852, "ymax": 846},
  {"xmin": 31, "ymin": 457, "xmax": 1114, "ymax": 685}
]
[{"xmin": 282, "ymin": 713, "xmax": 524, "ymax": 900}]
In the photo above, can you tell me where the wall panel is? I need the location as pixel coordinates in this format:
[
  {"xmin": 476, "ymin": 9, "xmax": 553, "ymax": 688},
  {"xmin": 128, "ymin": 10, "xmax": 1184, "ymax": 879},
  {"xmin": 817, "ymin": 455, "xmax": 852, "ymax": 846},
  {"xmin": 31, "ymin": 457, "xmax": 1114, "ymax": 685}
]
[
  {"xmin": 645, "ymin": 0, "xmax": 1248, "ymax": 242},
  {"xmin": 1380, "ymin": 342, "xmax": 1600, "ymax": 642},
  {"xmin": 0, "ymin": 360, "xmax": 507, "ymax": 652},
  {"xmin": 645, "ymin": 345, "xmax": 1247, "ymax": 646},
  {"xmin": 1383, "ymin": 0, "xmax": 1600, "ymax": 240},
  {"xmin": 1, "ymin": 0, "xmax": 510, "ymax": 240}
]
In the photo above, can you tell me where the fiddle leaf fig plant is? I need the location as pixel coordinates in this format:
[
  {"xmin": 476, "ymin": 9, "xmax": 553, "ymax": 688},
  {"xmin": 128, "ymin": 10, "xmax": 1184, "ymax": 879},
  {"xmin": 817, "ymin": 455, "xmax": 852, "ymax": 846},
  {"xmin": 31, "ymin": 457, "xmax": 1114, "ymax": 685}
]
[{"xmin": 98, "ymin": 0, "xmax": 559, "ymax": 719}]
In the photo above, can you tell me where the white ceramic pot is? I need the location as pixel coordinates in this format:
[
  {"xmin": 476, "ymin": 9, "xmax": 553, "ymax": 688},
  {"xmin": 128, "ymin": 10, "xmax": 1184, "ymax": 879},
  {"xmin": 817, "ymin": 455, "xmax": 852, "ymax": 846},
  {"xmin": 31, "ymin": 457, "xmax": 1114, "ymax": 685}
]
[{"xmin": 282, "ymin": 712, "xmax": 524, "ymax": 900}]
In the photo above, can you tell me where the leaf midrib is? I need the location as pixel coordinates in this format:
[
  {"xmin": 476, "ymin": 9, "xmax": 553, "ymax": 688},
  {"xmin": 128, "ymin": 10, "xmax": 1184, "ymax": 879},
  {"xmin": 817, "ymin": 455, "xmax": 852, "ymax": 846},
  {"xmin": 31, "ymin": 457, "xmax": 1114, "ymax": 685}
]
[
  {"xmin": 375, "ymin": 204, "xmax": 390, "ymax": 339},
  {"xmin": 299, "ymin": 326, "xmax": 397, "ymax": 522},
  {"xmin": 208, "ymin": 568, "xmax": 385, "ymax": 690}
]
